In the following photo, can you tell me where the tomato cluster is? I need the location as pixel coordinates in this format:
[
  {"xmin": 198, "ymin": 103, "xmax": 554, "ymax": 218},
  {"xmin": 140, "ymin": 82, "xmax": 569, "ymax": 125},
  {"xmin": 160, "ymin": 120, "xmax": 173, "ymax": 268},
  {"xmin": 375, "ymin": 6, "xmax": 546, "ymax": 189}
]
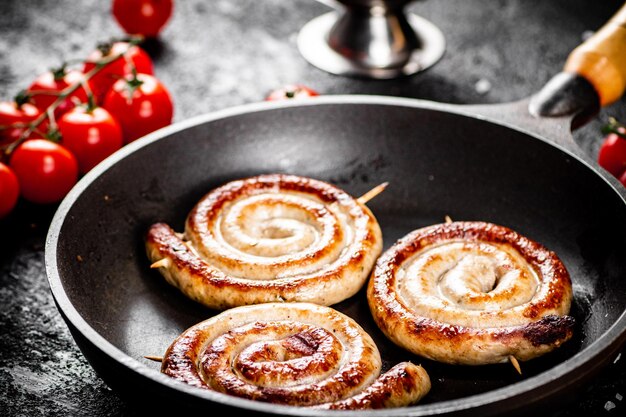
[
  {"xmin": 0, "ymin": 40, "xmax": 174, "ymax": 218},
  {"xmin": 598, "ymin": 117, "xmax": 626, "ymax": 187}
]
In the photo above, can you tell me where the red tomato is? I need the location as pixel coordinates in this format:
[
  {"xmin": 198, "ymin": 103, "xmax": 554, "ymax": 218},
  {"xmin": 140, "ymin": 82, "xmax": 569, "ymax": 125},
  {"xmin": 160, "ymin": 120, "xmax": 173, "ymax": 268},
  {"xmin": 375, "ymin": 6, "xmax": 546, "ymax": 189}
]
[
  {"xmin": 0, "ymin": 162, "xmax": 19, "ymax": 218},
  {"xmin": 58, "ymin": 106, "xmax": 124, "ymax": 174},
  {"xmin": 27, "ymin": 69, "xmax": 89, "ymax": 116},
  {"xmin": 83, "ymin": 42, "xmax": 153, "ymax": 103},
  {"xmin": 266, "ymin": 85, "xmax": 319, "ymax": 101},
  {"xmin": 598, "ymin": 131, "xmax": 626, "ymax": 177},
  {"xmin": 112, "ymin": 0, "xmax": 173, "ymax": 38},
  {"xmin": 103, "ymin": 73, "xmax": 173, "ymax": 143},
  {"xmin": 0, "ymin": 101, "xmax": 41, "ymax": 146},
  {"xmin": 9, "ymin": 139, "xmax": 78, "ymax": 204}
]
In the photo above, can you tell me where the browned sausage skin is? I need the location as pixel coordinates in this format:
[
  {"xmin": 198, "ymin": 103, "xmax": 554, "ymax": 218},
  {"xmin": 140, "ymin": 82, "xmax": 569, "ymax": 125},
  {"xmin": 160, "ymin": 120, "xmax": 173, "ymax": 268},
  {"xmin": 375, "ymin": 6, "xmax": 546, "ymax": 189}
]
[
  {"xmin": 161, "ymin": 303, "xmax": 431, "ymax": 409},
  {"xmin": 146, "ymin": 174, "xmax": 383, "ymax": 309},
  {"xmin": 367, "ymin": 221, "xmax": 575, "ymax": 365}
]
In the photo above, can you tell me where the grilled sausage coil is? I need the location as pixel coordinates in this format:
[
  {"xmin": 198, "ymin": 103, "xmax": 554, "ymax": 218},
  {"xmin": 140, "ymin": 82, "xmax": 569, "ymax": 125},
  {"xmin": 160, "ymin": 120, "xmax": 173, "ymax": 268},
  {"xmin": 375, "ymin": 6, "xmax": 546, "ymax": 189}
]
[
  {"xmin": 367, "ymin": 221, "xmax": 575, "ymax": 365},
  {"xmin": 161, "ymin": 303, "xmax": 431, "ymax": 409},
  {"xmin": 146, "ymin": 174, "xmax": 383, "ymax": 309}
]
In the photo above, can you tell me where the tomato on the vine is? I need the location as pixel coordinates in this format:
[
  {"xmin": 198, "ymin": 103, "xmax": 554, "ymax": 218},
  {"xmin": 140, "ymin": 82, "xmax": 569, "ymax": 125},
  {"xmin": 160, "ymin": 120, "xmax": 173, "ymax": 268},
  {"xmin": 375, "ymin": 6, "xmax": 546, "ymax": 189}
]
[
  {"xmin": 0, "ymin": 162, "xmax": 19, "ymax": 218},
  {"xmin": 103, "ymin": 73, "xmax": 173, "ymax": 143},
  {"xmin": 598, "ymin": 130, "xmax": 626, "ymax": 178},
  {"xmin": 27, "ymin": 68, "xmax": 89, "ymax": 116},
  {"xmin": 58, "ymin": 105, "xmax": 124, "ymax": 174},
  {"xmin": 9, "ymin": 139, "xmax": 78, "ymax": 204},
  {"xmin": 0, "ymin": 99, "xmax": 41, "ymax": 146},
  {"xmin": 83, "ymin": 41, "xmax": 153, "ymax": 103},
  {"xmin": 112, "ymin": 0, "xmax": 173, "ymax": 38},
  {"xmin": 266, "ymin": 85, "xmax": 319, "ymax": 101}
]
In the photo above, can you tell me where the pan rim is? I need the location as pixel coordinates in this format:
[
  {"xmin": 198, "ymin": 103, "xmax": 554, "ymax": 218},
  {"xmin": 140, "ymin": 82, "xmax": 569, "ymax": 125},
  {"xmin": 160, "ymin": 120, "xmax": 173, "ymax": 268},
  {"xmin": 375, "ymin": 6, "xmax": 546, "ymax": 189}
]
[{"xmin": 45, "ymin": 94, "xmax": 626, "ymax": 416}]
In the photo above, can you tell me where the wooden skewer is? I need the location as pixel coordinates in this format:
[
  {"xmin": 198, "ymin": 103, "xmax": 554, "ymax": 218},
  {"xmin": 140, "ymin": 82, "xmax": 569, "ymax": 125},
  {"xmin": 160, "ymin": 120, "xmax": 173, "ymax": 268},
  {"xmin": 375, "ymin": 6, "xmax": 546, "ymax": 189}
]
[
  {"xmin": 509, "ymin": 355, "xmax": 522, "ymax": 374},
  {"xmin": 144, "ymin": 355, "xmax": 164, "ymax": 362},
  {"xmin": 150, "ymin": 258, "xmax": 171, "ymax": 269},
  {"xmin": 357, "ymin": 182, "xmax": 389, "ymax": 205},
  {"xmin": 444, "ymin": 215, "xmax": 453, "ymax": 224}
]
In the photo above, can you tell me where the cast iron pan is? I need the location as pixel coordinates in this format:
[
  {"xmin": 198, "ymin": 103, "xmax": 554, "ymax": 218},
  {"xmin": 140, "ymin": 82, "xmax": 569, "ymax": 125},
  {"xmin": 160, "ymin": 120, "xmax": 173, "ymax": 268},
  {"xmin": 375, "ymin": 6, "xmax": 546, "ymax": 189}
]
[{"xmin": 45, "ymin": 6, "xmax": 626, "ymax": 417}]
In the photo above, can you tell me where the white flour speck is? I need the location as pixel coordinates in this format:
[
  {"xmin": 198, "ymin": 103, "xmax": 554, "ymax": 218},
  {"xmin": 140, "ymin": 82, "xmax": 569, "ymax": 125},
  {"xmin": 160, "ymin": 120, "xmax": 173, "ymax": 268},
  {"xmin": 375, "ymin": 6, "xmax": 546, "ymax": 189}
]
[
  {"xmin": 581, "ymin": 30, "xmax": 595, "ymax": 41},
  {"xmin": 474, "ymin": 78, "xmax": 492, "ymax": 95}
]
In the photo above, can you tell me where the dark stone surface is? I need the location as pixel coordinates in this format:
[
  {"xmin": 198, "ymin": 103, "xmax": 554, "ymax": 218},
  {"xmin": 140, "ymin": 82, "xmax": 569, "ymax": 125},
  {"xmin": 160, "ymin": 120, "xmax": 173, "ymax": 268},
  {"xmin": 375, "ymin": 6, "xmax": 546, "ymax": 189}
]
[{"xmin": 1, "ymin": 0, "xmax": 625, "ymax": 415}]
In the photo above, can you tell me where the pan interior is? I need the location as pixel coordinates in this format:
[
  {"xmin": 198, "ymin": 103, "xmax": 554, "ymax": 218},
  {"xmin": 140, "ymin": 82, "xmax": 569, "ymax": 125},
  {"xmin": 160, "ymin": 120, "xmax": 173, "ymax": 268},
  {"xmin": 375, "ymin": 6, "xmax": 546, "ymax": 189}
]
[{"xmin": 54, "ymin": 102, "xmax": 626, "ymax": 408}]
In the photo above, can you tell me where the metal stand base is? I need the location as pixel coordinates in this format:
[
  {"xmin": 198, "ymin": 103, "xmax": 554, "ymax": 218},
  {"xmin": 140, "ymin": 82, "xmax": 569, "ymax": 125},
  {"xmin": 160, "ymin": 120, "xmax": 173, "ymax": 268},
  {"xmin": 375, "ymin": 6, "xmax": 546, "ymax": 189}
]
[{"xmin": 297, "ymin": 11, "xmax": 445, "ymax": 79}]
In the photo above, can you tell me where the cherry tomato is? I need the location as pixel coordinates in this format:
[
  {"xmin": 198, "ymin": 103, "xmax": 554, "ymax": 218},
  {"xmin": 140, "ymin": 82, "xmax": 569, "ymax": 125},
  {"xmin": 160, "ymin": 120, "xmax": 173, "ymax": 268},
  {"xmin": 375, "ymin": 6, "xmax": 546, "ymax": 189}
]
[
  {"xmin": 58, "ymin": 106, "xmax": 123, "ymax": 174},
  {"xmin": 0, "ymin": 100, "xmax": 41, "ymax": 146},
  {"xmin": 83, "ymin": 42, "xmax": 153, "ymax": 103},
  {"xmin": 27, "ymin": 69, "xmax": 89, "ymax": 116},
  {"xmin": 0, "ymin": 162, "xmax": 19, "ymax": 218},
  {"xmin": 103, "ymin": 73, "xmax": 173, "ymax": 143},
  {"xmin": 112, "ymin": 0, "xmax": 173, "ymax": 38},
  {"xmin": 598, "ymin": 131, "xmax": 626, "ymax": 177},
  {"xmin": 9, "ymin": 139, "xmax": 78, "ymax": 204},
  {"xmin": 266, "ymin": 85, "xmax": 319, "ymax": 101}
]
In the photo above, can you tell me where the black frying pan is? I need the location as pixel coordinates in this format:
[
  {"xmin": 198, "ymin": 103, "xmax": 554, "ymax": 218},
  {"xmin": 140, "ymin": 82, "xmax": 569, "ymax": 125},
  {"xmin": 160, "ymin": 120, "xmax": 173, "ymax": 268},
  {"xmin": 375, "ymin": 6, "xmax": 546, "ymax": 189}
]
[{"xmin": 45, "ymin": 5, "xmax": 626, "ymax": 417}]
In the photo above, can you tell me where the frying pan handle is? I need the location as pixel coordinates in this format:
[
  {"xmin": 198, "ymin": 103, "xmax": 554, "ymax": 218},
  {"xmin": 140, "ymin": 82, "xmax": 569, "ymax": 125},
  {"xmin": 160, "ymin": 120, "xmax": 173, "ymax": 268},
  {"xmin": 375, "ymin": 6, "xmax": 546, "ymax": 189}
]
[
  {"xmin": 529, "ymin": 3, "xmax": 626, "ymax": 127},
  {"xmin": 565, "ymin": 3, "xmax": 626, "ymax": 107}
]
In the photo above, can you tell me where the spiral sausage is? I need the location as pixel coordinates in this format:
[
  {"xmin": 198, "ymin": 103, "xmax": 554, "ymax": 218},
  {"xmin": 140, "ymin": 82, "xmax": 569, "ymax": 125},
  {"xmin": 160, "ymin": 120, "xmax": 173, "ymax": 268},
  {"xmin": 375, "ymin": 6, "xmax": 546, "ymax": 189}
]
[
  {"xmin": 367, "ymin": 221, "xmax": 575, "ymax": 365},
  {"xmin": 161, "ymin": 303, "xmax": 431, "ymax": 409},
  {"xmin": 145, "ymin": 174, "xmax": 383, "ymax": 309}
]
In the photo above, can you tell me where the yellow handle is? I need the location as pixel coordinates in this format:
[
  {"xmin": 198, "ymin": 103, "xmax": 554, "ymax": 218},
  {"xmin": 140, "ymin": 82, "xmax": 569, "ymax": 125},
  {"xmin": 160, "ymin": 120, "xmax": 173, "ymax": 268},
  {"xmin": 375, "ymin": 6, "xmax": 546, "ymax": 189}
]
[{"xmin": 564, "ymin": 3, "xmax": 626, "ymax": 106}]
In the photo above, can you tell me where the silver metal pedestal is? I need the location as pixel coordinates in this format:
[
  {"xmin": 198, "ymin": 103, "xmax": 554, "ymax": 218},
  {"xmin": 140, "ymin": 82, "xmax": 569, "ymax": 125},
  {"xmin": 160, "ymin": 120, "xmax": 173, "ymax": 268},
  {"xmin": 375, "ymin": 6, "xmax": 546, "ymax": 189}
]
[{"xmin": 297, "ymin": 1, "xmax": 445, "ymax": 79}]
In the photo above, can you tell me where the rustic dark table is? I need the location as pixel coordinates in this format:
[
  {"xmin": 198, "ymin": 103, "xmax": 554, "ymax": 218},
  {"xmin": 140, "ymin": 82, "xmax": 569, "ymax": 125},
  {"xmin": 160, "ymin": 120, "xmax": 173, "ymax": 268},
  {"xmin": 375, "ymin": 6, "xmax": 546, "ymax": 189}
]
[{"xmin": 1, "ymin": 0, "xmax": 626, "ymax": 415}]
